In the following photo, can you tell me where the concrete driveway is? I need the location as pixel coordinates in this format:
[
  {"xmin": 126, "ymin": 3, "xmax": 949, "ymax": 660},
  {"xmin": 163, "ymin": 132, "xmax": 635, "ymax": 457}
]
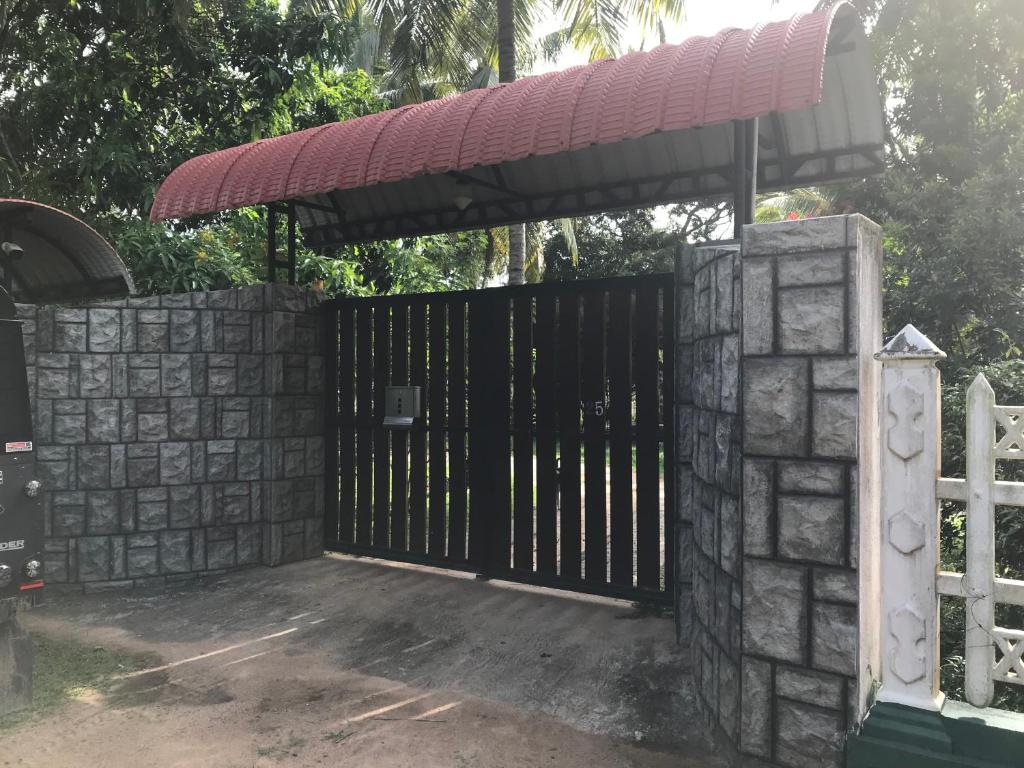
[{"xmin": 1, "ymin": 555, "xmax": 724, "ymax": 767}]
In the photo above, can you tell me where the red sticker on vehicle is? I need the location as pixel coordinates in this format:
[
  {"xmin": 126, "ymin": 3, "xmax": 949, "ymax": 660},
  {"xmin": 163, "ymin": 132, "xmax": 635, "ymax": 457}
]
[{"xmin": 4, "ymin": 442, "xmax": 32, "ymax": 453}]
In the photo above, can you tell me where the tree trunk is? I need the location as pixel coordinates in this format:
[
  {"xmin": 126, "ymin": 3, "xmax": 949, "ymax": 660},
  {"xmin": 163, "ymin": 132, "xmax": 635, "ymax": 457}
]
[{"xmin": 497, "ymin": 0, "xmax": 526, "ymax": 285}]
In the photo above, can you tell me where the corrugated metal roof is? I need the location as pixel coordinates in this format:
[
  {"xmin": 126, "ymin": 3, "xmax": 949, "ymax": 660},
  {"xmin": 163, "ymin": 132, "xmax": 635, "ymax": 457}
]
[
  {"xmin": 150, "ymin": 2, "xmax": 883, "ymax": 247},
  {"xmin": 0, "ymin": 200, "xmax": 134, "ymax": 303}
]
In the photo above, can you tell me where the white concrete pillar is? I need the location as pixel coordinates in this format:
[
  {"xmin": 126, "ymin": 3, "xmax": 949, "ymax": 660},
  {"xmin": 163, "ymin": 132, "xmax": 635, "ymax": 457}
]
[{"xmin": 874, "ymin": 324, "xmax": 945, "ymax": 711}]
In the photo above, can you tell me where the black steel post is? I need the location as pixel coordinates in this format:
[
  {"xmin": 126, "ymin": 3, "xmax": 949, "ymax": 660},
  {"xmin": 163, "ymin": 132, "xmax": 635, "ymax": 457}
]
[
  {"xmin": 732, "ymin": 118, "xmax": 759, "ymax": 240},
  {"xmin": 266, "ymin": 205, "xmax": 277, "ymax": 283},
  {"xmin": 287, "ymin": 202, "xmax": 297, "ymax": 286}
]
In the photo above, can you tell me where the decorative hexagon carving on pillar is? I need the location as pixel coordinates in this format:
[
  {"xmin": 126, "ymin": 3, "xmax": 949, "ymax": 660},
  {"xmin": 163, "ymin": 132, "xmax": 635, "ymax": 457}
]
[
  {"xmin": 888, "ymin": 511, "xmax": 926, "ymax": 554},
  {"xmin": 886, "ymin": 382, "xmax": 925, "ymax": 460},
  {"xmin": 889, "ymin": 606, "xmax": 927, "ymax": 684}
]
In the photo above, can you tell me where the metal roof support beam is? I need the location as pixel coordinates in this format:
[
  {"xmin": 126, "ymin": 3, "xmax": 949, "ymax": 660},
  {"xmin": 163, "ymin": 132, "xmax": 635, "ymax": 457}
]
[
  {"xmin": 733, "ymin": 117, "xmax": 758, "ymax": 239},
  {"xmin": 266, "ymin": 204, "xmax": 298, "ymax": 285}
]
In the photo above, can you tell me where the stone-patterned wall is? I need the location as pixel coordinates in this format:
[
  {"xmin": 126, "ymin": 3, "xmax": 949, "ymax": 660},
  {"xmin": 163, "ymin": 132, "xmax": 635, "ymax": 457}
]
[
  {"xmin": 19, "ymin": 285, "xmax": 326, "ymax": 591},
  {"xmin": 738, "ymin": 216, "xmax": 881, "ymax": 768},
  {"xmin": 679, "ymin": 245, "xmax": 742, "ymax": 745}
]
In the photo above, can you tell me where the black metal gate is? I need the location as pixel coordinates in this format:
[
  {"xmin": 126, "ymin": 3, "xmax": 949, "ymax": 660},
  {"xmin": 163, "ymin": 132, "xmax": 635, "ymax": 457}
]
[{"xmin": 323, "ymin": 274, "xmax": 674, "ymax": 603}]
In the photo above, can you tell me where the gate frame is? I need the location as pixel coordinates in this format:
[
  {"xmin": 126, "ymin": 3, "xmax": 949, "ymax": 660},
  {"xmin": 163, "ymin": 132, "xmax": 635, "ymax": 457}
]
[{"xmin": 322, "ymin": 273, "xmax": 677, "ymax": 606}]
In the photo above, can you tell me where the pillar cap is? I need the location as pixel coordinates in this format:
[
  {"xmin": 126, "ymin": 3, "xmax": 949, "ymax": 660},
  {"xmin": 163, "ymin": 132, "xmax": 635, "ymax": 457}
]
[{"xmin": 875, "ymin": 324, "xmax": 946, "ymax": 361}]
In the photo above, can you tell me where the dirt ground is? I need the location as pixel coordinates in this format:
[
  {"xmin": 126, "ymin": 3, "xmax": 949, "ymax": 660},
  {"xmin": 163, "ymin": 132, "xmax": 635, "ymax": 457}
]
[{"xmin": 0, "ymin": 555, "xmax": 725, "ymax": 768}]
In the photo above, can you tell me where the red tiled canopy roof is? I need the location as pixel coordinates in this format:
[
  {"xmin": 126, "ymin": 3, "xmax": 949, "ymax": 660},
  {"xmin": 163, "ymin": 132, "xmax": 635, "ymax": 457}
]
[{"xmin": 151, "ymin": 2, "xmax": 883, "ymax": 247}]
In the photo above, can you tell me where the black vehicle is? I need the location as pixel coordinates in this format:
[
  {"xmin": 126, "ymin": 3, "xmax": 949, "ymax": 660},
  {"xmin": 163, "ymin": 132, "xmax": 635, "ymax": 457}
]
[{"xmin": 0, "ymin": 285, "xmax": 42, "ymax": 598}]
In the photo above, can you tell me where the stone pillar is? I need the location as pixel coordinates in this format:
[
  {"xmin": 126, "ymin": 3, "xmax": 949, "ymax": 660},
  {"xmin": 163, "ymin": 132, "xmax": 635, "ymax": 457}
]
[
  {"xmin": 737, "ymin": 215, "xmax": 882, "ymax": 767},
  {"xmin": 874, "ymin": 325, "xmax": 946, "ymax": 711},
  {"xmin": 684, "ymin": 243, "xmax": 742, "ymax": 742}
]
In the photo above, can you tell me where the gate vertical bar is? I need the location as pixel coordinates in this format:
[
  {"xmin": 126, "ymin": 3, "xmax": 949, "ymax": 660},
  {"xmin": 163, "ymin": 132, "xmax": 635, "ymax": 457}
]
[
  {"xmin": 355, "ymin": 305, "xmax": 373, "ymax": 546},
  {"xmin": 408, "ymin": 302, "xmax": 428, "ymax": 554},
  {"xmin": 323, "ymin": 303, "xmax": 340, "ymax": 544},
  {"xmin": 390, "ymin": 304, "xmax": 409, "ymax": 551},
  {"xmin": 428, "ymin": 301, "xmax": 447, "ymax": 558},
  {"xmin": 661, "ymin": 277, "xmax": 675, "ymax": 591},
  {"xmin": 558, "ymin": 289, "xmax": 582, "ymax": 581},
  {"xmin": 337, "ymin": 304, "xmax": 355, "ymax": 544},
  {"xmin": 535, "ymin": 293, "xmax": 558, "ymax": 576},
  {"xmin": 635, "ymin": 280, "xmax": 660, "ymax": 589},
  {"xmin": 486, "ymin": 295, "xmax": 512, "ymax": 574},
  {"xmin": 512, "ymin": 294, "xmax": 534, "ymax": 572},
  {"xmin": 448, "ymin": 300, "xmax": 468, "ymax": 562},
  {"xmin": 608, "ymin": 287, "xmax": 633, "ymax": 586},
  {"xmin": 373, "ymin": 305, "xmax": 391, "ymax": 548},
  {"xmin": 467, "ymin": 296, "xmax": 490, "ymax": 571},
  {"xmin": 582, "ymin": 289, "xmax": 607, "ymax": 585}
]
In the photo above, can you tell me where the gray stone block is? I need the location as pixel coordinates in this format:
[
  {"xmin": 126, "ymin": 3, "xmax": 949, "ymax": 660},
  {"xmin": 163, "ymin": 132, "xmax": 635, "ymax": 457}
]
[
  {"xmin": 87, "ymin": 399, "xmax": 120, "ymax": 443},
  {"xmin": 743, "ymin": 216, "xmax": 847, "ymax": 256},
  {"xmin": 812, "ymin": 567, "xmax": 857, "ymax": 604},
  {"xmin": 161, "ymin": 354, "xmax": 192, "ymax": 396},
  {"xmin": 776, "ymin": 252, "xmax": 846, "ymax": 287},
  {"xmin": 137, "ymin": 322, "xmax": 169, "ymax": 352},
  {"xmin": 743, "ymin": 358, "xmax": 809, "ymax": 457},
  {"xmin": 778, "ymin": 286, "xmax": 845, "ymax": 355},
  {"xmin": 740, "ymin": 657, "xmax": 772, "ymax": 759},
  {"xmin": 88, "ymin": 309, "xmax": 120, "ymax": 352},
  {"xmin": 777, "ymin": 461, "xmax": 844, "ymax": 495},
  {"xmin": 54, "ymin": 321, "xmax": 87, "ymax": 352},
  {"xmin": 86, "ymin": 492, "xmax": 119, "ymax": 534},
  {"xmin": 775, "ymin": 698, "xmax": 844, "ymax": 768},
  {"xmin": 80, "ymin": 355, "xmax": 113, "ymax": 398},
  {"xmin": 53, "ymin": 414, "xmax": 86, "ymax": 444},
  {"xmin": 812, "ymin": 357, "xmax": 858, "ymax": 390},
  {"xmin": 137, "ymin": 412, "xmax": 169, "ymax": 442},
  {"xmin": 160, "ymin": 442, "xmax": 191, "ymax": 485},
  {"xmin": 129, "ymin": 367, "xmax": 161, "ymax": 397},
  {"xmin": 126, "ymin": 456, "xmax": 159, "ymax": 488},
  {"xmin": 742, "ymin": 459, "xmax": 773, "ymax": 558},
  {"xmin": 160, "ymin": 530, "xmax": 191, "ymax": 573},
  {"xmin": 37, "ymin": 368, "xmax": 70, "ymax": 399},
  {"xmin": 169, "ymin": 485, "xmax": 201, "ymax": 528},
  {"xmin": 137, "ymin": 493, "xmax": 168, "ymax": 530},
  {"xmin": 776, "ymin": 665, "xmax": 845, "ymax": 710},
  {"xmin": 170, "ymin": 310, "xmax": 200, "ymax": 352},
  {"xmin": 169, "ymin": 399, "xmax": 201, "ymax": 440},
  {"xmin": 720, "ymin": 495, "xmax": 740, "ymax": 577},
  {"xmin": 778, "ymin": 495, "xmax": 845, "ymax": 565},
  {"xmin": 127, "ymin": 547, "xmax": 159, "ymax": 577},
  {"xmin": 77, "ymin": 536, "xmax": 111, "ymax": 581},
  {"xmin": 741, "ymin": 258, "xmax": 774, "ymax": 355},
  {"xmin": 811, "ymin": 602, "xmax": 857, "ymax": 676},
  {"xmin": 206, "ymin": 539, "xmax": 236, "ymax": 570},
  {"xmin": 742, "ymin": 559, "xmax": 807, "ymax": 664},
  {"xmin": 237, "ymin": 440, "xmax": 263, "ymax": 481},
  {"xmin": 812, "ymin": 392, "xmax": 857, "ymax": 459},
  {"xmin": 208, "ymin": 365, "xmax": 237, "ymax": 396}
]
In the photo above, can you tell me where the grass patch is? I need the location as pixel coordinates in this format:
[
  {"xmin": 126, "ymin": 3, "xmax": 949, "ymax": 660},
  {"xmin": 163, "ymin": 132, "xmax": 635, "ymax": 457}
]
[
  {"xmin": 256, "ymin": 736, "xmax": 306, "ymax": 759},
  {"xmin": 323, "ymin": 729, "xmax": 350, "ymax": 743},
  {"xmin": 0, "ymin": 632, "xmax": 154, "ymax": 730}
]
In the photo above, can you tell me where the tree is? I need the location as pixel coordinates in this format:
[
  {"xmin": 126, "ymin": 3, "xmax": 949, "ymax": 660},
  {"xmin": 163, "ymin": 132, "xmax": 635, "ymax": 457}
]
[{"xmin": 542, "ymin": 203, "xmax": 727, "ymax": 281}]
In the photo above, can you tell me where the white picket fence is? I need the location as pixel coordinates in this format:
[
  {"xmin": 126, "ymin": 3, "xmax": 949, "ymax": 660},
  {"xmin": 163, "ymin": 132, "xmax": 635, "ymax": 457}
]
[
  {"xmin": 875, "ymin": 325, "xmax": 1024, "ymax": 712},
  {"xmin": 935, "ymin": 375, "xmax": 1024, "ymax": 706}
]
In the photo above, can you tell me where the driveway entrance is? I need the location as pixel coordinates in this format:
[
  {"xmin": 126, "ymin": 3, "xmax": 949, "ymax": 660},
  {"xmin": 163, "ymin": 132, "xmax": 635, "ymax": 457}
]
[{"xmin": 4, "ymin": 556, "xmax": 721, "ymax": 767}]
